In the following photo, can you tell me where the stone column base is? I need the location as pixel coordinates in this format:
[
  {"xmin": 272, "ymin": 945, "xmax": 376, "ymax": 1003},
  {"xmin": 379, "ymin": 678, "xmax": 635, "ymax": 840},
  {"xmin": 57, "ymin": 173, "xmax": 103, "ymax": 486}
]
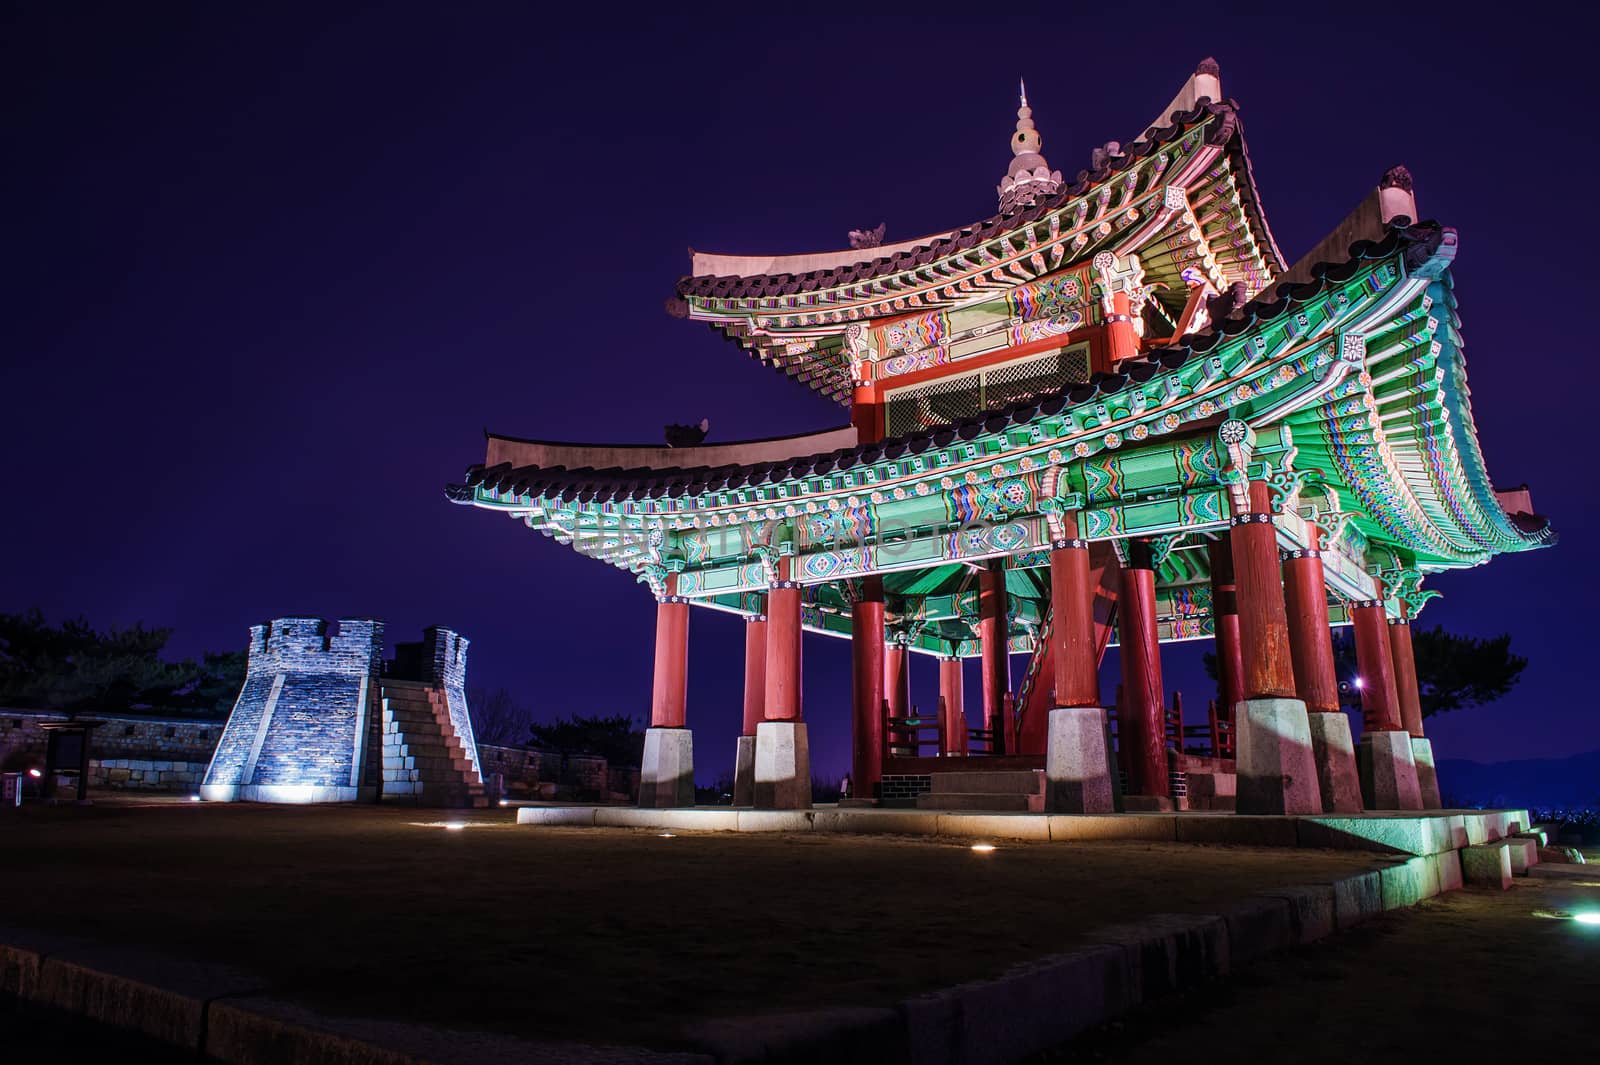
[
  {"xmin": 639, "ymin": 727, "xmax": 695, "ymax": 808},
  {"xmin": 1306, "ymin": 711, "xmax": 1363, "ymax": 813},
  {"xmin": 732, "ymin": 735, "xmax": 756, "ymax": 806},
  {"xmin": 1357, "ymin": 729, "xmax": 1423, "ymax": 810},
  {"xmin": 754, "ymin": 720, "xmax": 811, "ymax": 809},
  {"xmin": 1045, "ymin": 706, "xmax": 1115, "ymax": 814},
  {"xmin": 1411, "ymin": 736, "xmax": 1442, "ymax": 809},
  {"xmin": 1235, "ymin": 697, "xmax": 1323, "ymax": 815}
]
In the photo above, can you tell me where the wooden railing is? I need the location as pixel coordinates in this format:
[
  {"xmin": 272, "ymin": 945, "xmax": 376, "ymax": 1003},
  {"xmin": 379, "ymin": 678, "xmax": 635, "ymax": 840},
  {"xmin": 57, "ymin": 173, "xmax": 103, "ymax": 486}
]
[
  {"xmin": 882, "ymin": 699, "xmax": 945, "ymax": 761},
  {"xmin": 1106, "ymin": 690, "xmax": 1236, "ymax": 764}
]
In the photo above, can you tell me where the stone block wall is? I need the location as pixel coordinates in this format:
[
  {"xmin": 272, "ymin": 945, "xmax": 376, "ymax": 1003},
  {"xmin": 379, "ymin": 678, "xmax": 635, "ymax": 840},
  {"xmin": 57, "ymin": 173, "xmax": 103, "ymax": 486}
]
[
  {"xmin": 474, "ymin": 744, "xmax": 640, "ymax": 801},
  {"xmin": 88, "ymin": 758, "xmax": 209, "ymax": 791},
  {"xmin": 201, "ymin": 617, "xmax": 384, "ymax": 803},
  {"xmin": 3, "ymin": 712, "xmax": 223, "ymax": 793},
  {"xmin": 477, "ymin": 744, "xmax": 546, "ymax": 791}
]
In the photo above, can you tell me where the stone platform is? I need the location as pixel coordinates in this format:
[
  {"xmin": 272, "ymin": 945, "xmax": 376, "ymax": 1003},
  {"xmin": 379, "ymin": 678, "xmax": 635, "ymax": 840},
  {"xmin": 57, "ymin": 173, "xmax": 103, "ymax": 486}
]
[{"xmin": 517, "ymin": 804, "xmax": 1532, "ymax": 859}]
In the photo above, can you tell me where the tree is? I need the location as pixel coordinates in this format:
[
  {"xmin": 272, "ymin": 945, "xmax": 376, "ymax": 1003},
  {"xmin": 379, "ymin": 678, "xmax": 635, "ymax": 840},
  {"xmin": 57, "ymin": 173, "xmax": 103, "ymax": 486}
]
[
  {"xmin": 468, "ymin": 686, "xmax": 532, "ymax": 747},
  {"xmin": 527, "ymin": 714, "xmax": 645, "ymax": 766},
  {"xmin": 1203, "ymin": 623, "xmax": 1526, "ymax": 720},
  {"xmin": 0, "ymin": 608, "xmax": 245, "ymax": 716}
]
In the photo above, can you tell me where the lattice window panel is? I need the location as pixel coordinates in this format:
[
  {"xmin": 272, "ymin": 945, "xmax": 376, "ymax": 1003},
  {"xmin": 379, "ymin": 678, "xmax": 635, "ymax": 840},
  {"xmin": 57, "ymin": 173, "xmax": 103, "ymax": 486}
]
[
  {"xmin": 883, "ymin": 345, "xmax": 1090, "ymax": 436},
  {"xmin": 982, "ymin": 346, "xmax": 1091, "ymax": 408},
  {"xmin": 885, "ymin": 373, "xmax": 983, "ymax": 436}
]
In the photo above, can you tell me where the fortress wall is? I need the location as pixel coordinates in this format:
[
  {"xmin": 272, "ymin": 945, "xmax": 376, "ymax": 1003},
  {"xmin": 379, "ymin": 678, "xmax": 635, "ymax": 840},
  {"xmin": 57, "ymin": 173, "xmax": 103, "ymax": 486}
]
[
  {"xmin": 201, "ymin": 618, "xmax": 384, "ymax": 802},
  {"xmin": 422, "ymin": 627, "xmax": 481, "ymax": 782}
]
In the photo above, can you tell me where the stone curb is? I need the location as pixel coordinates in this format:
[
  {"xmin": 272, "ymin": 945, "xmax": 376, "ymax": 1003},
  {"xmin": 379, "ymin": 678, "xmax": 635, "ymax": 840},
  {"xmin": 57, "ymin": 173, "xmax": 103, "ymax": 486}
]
[
  {"xmin": 514, "ymin": 806, "xmax": 1531, "ymax": 859},
  {"xmin": 0, "ymin": 930, "xmax": 710, "ymax": 1064},
  {"xmin": 909, "ymin": 855, "xmax": 1451, "ymax": 1064},
  {"xmin": 0, "ymin": 853, "xmax": 1467, "ymax": 1065}
]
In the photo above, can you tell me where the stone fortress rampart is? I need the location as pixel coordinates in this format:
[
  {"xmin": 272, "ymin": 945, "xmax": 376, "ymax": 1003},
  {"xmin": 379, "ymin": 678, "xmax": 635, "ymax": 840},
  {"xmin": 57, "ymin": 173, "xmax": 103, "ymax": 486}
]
[{"xmin": 201, "ymin": 617, "xmax": 385, "ymax": 803}]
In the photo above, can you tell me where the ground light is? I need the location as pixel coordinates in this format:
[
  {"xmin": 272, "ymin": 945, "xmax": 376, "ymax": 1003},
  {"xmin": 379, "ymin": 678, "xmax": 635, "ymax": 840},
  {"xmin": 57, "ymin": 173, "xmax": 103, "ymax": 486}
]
[
  {"xmin": 1575, "ymin": 913, "xmax": 1600, "ymax": 926},
  {"xmin": 658, "ymin": 832, "xmax": 677, "ymax": 838},
  {"xmin": 971, "ymin": 843, "xmax": 997, "ymax": 853},
  {"xmin": 28, "ymin": 769, "xmax": 41, "ymax": 778},
  {"xmin": 409, "ymin": 821, "xmax": 481, "ymax": 830}
]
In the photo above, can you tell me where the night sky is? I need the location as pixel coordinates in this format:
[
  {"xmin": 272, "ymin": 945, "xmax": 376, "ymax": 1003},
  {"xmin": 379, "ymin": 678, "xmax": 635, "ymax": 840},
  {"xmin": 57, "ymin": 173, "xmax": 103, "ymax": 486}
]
[{"xmin": 6, "ymin": 4, "xmax": 1593, "ymax": 781}]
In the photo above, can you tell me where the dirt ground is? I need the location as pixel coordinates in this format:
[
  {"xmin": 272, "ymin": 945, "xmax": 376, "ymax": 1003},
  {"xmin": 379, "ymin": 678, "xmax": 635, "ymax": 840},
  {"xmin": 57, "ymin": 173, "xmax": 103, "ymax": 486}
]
[
  {"xmin": 1038, "ymin": 874, "xmax": 1600, "ymax": 1063},
  {"xmin": 2, "ymin": 800, "xmax": 1384, "ymax": 1047}
]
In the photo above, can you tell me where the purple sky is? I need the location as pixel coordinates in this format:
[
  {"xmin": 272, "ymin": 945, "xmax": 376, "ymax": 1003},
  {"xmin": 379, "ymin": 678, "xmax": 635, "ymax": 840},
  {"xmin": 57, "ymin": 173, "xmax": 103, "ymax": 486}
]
[{"xmin": 5, "ymin": 5, "xmax": 1591, "ymax": 780}]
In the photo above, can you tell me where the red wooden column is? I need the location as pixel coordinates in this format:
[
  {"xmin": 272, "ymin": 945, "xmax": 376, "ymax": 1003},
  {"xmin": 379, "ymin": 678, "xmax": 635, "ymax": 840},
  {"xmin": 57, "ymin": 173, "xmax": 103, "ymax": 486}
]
[
  {"xmin": 742, "ymin": 609, "xmax": 767, "ymax": 738},
  {"xmin": 649, "ymin": 573, "xmax": 689, "ymax": 728},
  {"xmin": 764, "ymin": 558, "xmax": 802, "ymax": 722},
  {"xmin": 1044, "ymin": 516, "xmax": 1116, "ymax": 813},
  {"xmin": 1281, "ymin": 527, "xmax": 1340, "ymax": 714},
  {"xmin": 884, "ymin": 641, "xmax": 909, "ymax": 719},
  {"xmin": 978, "ymin": 560, "xmax": 1011, "ymax": 754},
  {"xmin": 1281, "ymin": 525, "xmax": 1362, "ymax": 813},
  {"xmin": 1389, "ymin": 609, "xmax": 1426, "ymax": 739},
  {"xmin": 938, "ymin": 657, "xmax": 966, "ymax": 755},
  {"xmin": 1105, "ymin": 290, "xmax": 1140, "ymax": 365},
  {"xmin": 1351, "ymin": 585, "xmax": 1403, "ymax": 733},
  {"xmin": 850, "ymin": 577, "xmax": 886, "ymax": 796},
  {"xmin": 1050, "ymin": 517, "xmax": 1098, "ymax": 709},
  {"xmin": 1118, "ymin": 539, "xmax": 1167, "ymax": 796},
  {"xmin": 1207, "ymin": 535, "xmax": 1246, "ymax": 715},
  {"xmin": 1227, "ymin": 481, "xmax": 1298, "ymax": 699},
  {"xmin": 850, "ymin": 381, "xmax": 884, "ymax": 444}
]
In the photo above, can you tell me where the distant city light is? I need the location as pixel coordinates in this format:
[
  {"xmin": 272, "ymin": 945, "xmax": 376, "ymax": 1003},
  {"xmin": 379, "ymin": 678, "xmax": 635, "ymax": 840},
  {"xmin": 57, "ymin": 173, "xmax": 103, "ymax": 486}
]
[
  {"xmin": 658, "ymin": 832, "xmax": 677, "ymax": 839},
  {"xmin": 443, "ymin": 822, "xmax": 466, "ymax": 831},
  {"xmin": 971, "ymin": 843, "xmax": 997, "ymax": 853}
]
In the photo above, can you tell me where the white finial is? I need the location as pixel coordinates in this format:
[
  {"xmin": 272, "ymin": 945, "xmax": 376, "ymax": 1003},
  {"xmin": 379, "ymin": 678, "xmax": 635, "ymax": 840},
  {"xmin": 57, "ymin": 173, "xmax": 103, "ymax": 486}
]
[{"xmin": 997, "ymin": 80, "xmax": 1061, "ymax": 212}]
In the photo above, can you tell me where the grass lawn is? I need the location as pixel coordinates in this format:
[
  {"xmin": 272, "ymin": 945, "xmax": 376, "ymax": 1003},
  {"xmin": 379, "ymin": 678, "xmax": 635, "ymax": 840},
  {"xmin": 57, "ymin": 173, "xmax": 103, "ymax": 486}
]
[{"xmin": 3, "ymin": 800, "xmax": 1385, "ymax": 1048}]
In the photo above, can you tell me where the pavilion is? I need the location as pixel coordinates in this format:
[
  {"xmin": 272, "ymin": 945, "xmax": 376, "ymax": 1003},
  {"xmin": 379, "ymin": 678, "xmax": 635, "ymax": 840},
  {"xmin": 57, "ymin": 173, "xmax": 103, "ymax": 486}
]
[{"xmin": 449, "ymin": 60, "xmax": 1552, "ymax": 816}]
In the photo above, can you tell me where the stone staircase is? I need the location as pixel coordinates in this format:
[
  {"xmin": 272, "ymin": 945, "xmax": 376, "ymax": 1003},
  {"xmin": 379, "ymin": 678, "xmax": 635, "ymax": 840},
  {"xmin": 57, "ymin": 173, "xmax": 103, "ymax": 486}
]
[
  {"xmin": 378, "ymin": 680, "xmax": 487, "ymax": 808},
  {"xmin": 915, "ymin": 770, "xmax": 1044, "ymax": 812}
]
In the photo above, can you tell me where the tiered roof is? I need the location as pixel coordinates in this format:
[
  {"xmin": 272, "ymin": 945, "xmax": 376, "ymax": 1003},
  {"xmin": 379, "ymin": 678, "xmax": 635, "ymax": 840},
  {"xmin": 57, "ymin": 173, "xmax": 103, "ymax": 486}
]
[
  {"xmin": 669, "ymin": 64, "xmax": 1285, "ymax": 403},
  {"xmin": 451, "ymin": 62, "xmax": 1552, "ymax": 657}
]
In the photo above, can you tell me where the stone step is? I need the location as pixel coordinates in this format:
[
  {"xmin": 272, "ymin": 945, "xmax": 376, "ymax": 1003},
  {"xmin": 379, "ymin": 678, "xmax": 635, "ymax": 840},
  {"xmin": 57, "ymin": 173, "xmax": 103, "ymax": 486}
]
[
  {"xmin": 385, "ymin": 741, "xmax": 453, "ymax": 761},
  {"xmin": 927, "ymin": 770, "xmax": 1042, "ymax": 796},
  {"xmin": 406, "ymin": 754, "xmax": 474, "ymax": 773},
  {"xmin": 915, "ymin": 792, "xmax": 1035, "ymax": 812},
  {"xmin": 379, "ymin": 703, "xmax": 438, "ymax": 722}
]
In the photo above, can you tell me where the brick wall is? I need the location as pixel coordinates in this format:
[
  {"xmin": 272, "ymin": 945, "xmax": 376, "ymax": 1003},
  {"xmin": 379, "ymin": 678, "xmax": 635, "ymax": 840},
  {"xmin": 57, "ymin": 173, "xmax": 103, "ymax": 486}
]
[{"xmin": 880, "ymin": 773, "xmax": 933, "ymax": 804}]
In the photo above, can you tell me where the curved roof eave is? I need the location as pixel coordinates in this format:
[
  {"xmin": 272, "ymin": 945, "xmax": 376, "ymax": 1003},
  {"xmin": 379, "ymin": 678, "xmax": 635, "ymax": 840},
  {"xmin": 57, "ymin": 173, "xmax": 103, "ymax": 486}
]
[
  {"xmin": 454, "ymin": 226, "xmax": 1429, "ymax": 509},
  {"xmin": 674, "ymin": 97, "xmax": 1286, "ymax": 304}
]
